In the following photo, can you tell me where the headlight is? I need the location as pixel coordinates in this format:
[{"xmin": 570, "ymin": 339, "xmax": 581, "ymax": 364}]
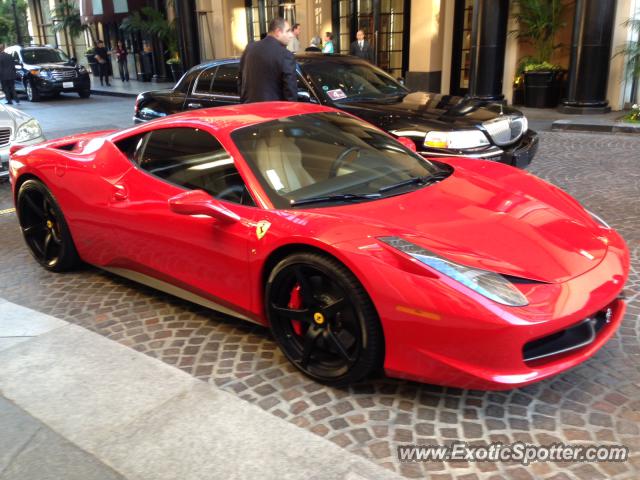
[
  {"xmin": 378, "ymin": 236, "xmax": 529, "ymax": 307},
  {"xmin": 521, "ymin": 116, "xmax": 528, "ymax": 133},
  {"xmin": 586, "ymin": 210, "xmax": 610, "ymax": 229},
  {"xmin": 424, "ymin": 129, "xmax": 490, "ymax": 149},
  {"xmin": 14, "ymin": 119, "xmax": 43, "ymax": 143}
]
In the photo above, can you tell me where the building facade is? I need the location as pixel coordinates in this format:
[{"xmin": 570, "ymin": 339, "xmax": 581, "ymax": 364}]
[{"xmin": 24, "ymin": 0, "xmax": 640, "ymax": 110}]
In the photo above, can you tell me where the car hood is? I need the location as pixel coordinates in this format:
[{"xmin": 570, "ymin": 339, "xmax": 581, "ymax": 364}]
[
  {"xmin": 315, "ymin": 159, "xmax": 607, "ymax": 284},
  {"xmin": 24, "ymin": 62, "xmax": 78, "ymax": 70},
  {"xmin": 336, "ymin": 92, "xmax": 520, "ymax": 133}
]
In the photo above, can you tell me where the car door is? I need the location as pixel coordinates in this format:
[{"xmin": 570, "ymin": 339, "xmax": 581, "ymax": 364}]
[
  {"xmin": 110, "ymin": 126, "xmax": 257, "ymax": 317},
  {"xmin": 9, "ymin": 50, "xmax": 24, "ymax": 92},
  {"xmin": 183, "ymin": 65, "xmax": 219, "ymax": 111}
]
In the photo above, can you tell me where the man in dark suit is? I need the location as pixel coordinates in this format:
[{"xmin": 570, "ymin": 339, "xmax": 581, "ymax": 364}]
[
  {"xmin": 239, "ymin": 17, "xmax": 297, "ymax": 103},
  {"xmin": 349, "ymin": 30, "xmax": 375, "ymax": 63},
  {"xmin": 0, "ymin": 44, "xmax": 19, "ymax": 105}
]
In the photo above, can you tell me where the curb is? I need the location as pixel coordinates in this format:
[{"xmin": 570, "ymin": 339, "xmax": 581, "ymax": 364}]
[
  {"xmin": 90, "ymin": 89, "xmax": 138, "ymax": 99},
  {"xmin": 551, "ymin": 120, "xmax": 640, "ymax": 134}
]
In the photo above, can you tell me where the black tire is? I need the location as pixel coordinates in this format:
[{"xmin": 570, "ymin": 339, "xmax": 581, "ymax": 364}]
[
  {"xmin": 266, "ymin": 252, "xmax": 384, "ymax": 386},
  {"xmin": 79, "ymin": 89, "xmax": 91, "ymax": 98},
  {"xmin": 16, "ymin": 179, "xmax": 81, "ymax": 272},
  {"xmin": 26, "ymin": 81, "xmax": 40, "ymax": 102}
]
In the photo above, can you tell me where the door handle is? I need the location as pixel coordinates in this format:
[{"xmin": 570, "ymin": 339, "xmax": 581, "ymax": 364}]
[
  {"xmin": 187, "ymin": 102, "xmax": 202, "ymax": 109},
  {"xmin": 113, "ymin": 184, "xmax": 128, "ymax": 201}
]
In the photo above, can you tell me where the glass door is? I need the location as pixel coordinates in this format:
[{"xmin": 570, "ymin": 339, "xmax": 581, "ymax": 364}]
[{"xmin": 450, "ymin": 0, "xmax": 474, "ymax": 95}]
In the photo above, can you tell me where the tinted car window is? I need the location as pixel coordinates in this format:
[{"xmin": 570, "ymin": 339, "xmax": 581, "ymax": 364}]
[
  {"xmin": 193, "ymin": 67, "xmax": 217, "ymax": 94},
  {"xmin": 211, "ymin": 63, "xmax": 239, "ymax": 96},
  {"xmin": 138, "ymin": 127, "xmax": 255, "ymax": 206},
  {"xmin": 21, "ymin": 48, "xmax": 69, "ymax": 64}
]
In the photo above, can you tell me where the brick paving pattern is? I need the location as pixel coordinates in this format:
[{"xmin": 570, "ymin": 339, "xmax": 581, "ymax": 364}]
[{"xmin": 0, "ymin": 131, "xmax": 639, "ymax": 479}]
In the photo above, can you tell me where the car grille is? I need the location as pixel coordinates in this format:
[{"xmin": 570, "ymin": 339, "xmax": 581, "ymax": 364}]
[
  {"xmin": 0, "ymin": 128, "xmax": 11, "ymax": 147},
  {"xmin": 51, "ymin": 70, "xmax": 78, "ymax": 80},
  {"xmin": 482, "ymin": 116, "xmax": 525, "ymax": 146},
  {"xmin": 522, "ymin": 307, "xmax": 612, "ymax": 364}
]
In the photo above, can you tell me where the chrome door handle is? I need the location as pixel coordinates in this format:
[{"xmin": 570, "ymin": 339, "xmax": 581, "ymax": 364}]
[
  {"xmin": 187, "ymin": 102, "xmax": 202, "ymax": 109},
  {"xmin": 113, "ymin": 184, "xmax": 128, "ymax": 201}
]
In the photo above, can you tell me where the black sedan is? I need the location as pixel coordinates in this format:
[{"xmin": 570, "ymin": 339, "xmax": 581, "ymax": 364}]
[
  {"xmin": 5, "ymin": 45, "xmax": 91, "ymax": 102},
  {"xmin": 134, "ymin": 54, "xmax": 538, "ymax": 168}
]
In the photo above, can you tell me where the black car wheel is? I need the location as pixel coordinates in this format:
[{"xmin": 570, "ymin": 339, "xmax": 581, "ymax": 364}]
[
  {"xmin": 26, "ymin": 81, "xmax": 40, "ymax": 102},
  {"xmin": 266, "ymin": 252, "xmax": 384, "ymax": 386},
  {"xmin": 17, "ymin": 179, "xmax": 81, "ymax": 272},
  {"xmin": 79, "ymin": 89, "xmax": 90, "ymax": 98}
]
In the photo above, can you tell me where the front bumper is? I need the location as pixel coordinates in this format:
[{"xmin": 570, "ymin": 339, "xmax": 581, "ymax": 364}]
[
  {"xmin": 33, "ymin": 75, "xmax": 91, "ymax": 94},
  {"xmin": 338, "ymin": 227, "xmax": 629, "ymax": 390},
  {"xmin": 420, "ymin": 129, "xmax": 539, "ymax": 169}
]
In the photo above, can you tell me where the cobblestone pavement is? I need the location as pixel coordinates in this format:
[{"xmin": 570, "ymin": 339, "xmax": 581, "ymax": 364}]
[{"xmin": 1, "ymin": 131, "xmax": 639, "ymax": 480}]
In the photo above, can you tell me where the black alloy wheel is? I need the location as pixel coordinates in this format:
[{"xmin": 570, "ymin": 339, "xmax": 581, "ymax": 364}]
[
  {"xmin": 17, "ymin": 179, "xmax": 81, "ymax": 272},
  {"xmin": 266, "ymin": 252, "xmax": 384, "ymax": 386}
]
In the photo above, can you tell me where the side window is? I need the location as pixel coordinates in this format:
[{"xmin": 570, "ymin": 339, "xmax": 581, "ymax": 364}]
[
  {"xmin": 137, "ymin": 127, "xmax": 255, "ymax": 206},
  {"xmin": 211, "ymin": 63, "xmax": 239, "ymax": 96},
  {"xmin": 193, "ymin": 67, "xmax": 217, "ymax": 95},
  {"xmin": 11, "ymin": 52, "xmax": 20, "ymax": 63},
  {"xmin": 114, "ymin": 133, "xmax": 147, "ymax": 163}
]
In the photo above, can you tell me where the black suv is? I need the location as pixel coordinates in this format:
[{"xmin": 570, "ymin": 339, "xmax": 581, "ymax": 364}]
[
  {"xmin": 134, "ymin": 54, "xmax": 538, "ymax": 168},
  {"xmin": 5, "ymin": 45, "xmax": 91, "ymax": 102}
]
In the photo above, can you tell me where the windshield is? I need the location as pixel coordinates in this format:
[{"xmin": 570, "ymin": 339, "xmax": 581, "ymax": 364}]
[
  {"xmin": 21, "ymin": 48, "xmax": 69, "ymax": 64},
  {"xmin": 300, "ymin": 60, "xmax": 409, "ymax": 103},
  {"xmin": 231, "ymin": 112, "xmax": 449, "ymax": 209}
]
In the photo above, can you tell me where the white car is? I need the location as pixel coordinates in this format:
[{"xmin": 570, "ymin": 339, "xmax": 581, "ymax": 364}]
[{"xmin": 0, "ymin": 103, "xmax": 46, "ymax": 181}]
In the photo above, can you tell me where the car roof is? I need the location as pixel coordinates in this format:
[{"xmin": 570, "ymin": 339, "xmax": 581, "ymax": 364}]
[
  {"xmin": 191, "ymin": 53, "xmax": 369, "ymax": 72},
  {"xmin": 122, "ymin": 102, "xmax": 339, "ymax": 137}
]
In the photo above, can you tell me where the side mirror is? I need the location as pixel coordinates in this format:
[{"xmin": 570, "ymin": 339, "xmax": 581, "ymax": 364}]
[
  {"xmin": 297, "ymin": 90, "xmax": 311, "ymax": 102},
  {"xmin": 168, "ymin": 190, "xmax": 240, "ymax": 223},
  {"xmin": 70, "ymin": 57, "xmax": 77, "ymax": 65},
  {"xmin": 396, "ymin": 136, "xmax": 417, "ymax": 152}
]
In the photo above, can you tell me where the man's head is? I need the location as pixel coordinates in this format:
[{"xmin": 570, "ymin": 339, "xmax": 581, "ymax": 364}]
[
  {"xmin": 292, "ymin": 23, "xmax": 301, "ymax": 38},
  {"xmin": 0, "ymin": 44, "xmax": 5, "ymax": 53},
  {"xmin": 309, "ymin": 36, "xmax": 321, "ymax": 48},
  {"xmin": 268, "ymin": 17, "xmax": 293, "ymax": 46},
  {"xmin": 97, "ymin": 40, "xmax": 104, "ymax": 48},
  {"xmin": 356, "ymin": 30, "xmax": 365, "ymax": 41},
  {"xmin": 324, "ymin": 32, "xmax": 333, "ymax": 42}
]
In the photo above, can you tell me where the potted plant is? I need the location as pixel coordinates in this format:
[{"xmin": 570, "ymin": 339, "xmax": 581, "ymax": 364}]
[
  {"xmin": 50, "ymin": 1, "xmax": 96, "ymax": 60},
  {"xmin": 166, "ymin": 57, "xmax": 183, "ymax": 82},
  {"xmin": 511, "ymin": 0, "xmax": 567, "ymax": 108},
  {"xmin": 614, "ymin": 11, "xmax": 640, "ymax": 107},
  {"xmin": 120, "ymin": 7, "xmax": 178, "ymax": 81}
]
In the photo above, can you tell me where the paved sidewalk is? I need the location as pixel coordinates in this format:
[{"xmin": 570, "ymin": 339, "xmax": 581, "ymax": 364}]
[
  {"xmin": 0, "ymin": 299, "xmax": 402, "ymax": 480},
  {"xmin": 91, "ymin": 78, "xmax": 174, "ymax": 98}
]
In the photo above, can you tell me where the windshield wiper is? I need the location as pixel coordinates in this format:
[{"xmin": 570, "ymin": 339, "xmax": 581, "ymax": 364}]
[
  {"xmin": 290, "ymin": 192, "xmax": 382, "ymax": 207},
  {"xmin": 378, "ymin": 171, "xmax": 450, "ymax": 194}
]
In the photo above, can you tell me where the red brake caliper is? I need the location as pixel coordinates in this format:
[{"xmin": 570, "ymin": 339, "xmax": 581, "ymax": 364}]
[{"xmin": 288, "ymin": 284, "xmax": 304, "ymax": 336}]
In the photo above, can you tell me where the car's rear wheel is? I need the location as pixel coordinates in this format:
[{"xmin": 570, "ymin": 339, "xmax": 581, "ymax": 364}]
[
  {"xmin": 266, "ymin": 252, "xmax": 384, "ymax": 386},
  {"xmin": 26, "ymin": 81, "xmax": 40, "ymax": 102},
  {"xmin": 16, "ymin": 179, "xmax": 81, "ymax": 272}
]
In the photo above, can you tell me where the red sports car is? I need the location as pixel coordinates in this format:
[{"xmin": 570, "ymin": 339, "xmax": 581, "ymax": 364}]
[{"xmin": 9, "ymin": 103, "xmax": 629, "ymax": 389}]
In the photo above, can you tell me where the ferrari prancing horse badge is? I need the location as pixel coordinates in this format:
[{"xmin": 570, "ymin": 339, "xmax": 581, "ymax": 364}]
[{"xmin": 256, "ymin": 220, "xmax": 271, "ymax": 240}]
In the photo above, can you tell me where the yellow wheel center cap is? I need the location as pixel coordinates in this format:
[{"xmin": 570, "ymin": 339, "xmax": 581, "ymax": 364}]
[
  {"xmin": 46, "ymin": 220, "xmax": 53, "ymax": 229},
  {"xmin": 313, "ymin": 312, "xmax": 325, "ymax": 325}
]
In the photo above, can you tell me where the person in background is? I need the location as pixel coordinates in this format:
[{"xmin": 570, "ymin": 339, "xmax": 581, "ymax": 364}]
[
  {"xmin": 239, "ymin": 17, "xmax": 296, "ymax": 103},
  {"xmin": 93, "ymin": 40, "xmax": 111, "ymax": 86},
  {"xmin": 350, "ymin": 29, "xmax": 375, "ymax": 63},
  {"xmin": 305, "ymin": 36, "xmax": 322, "ymax": 52},
  {"xmin": 115, "ymin": 40, "xmax": 129, "ymax": 82},
  {"xmin": 0, "ymin": 44, "xmax": 19, "ymax": 105},
  {"xmin": 322, "ymin": 32, "xmax": 334, "ymax": 53},
  {"xmin": 287, "ymin": 23, "xmax": 301, "ymax": 53}
]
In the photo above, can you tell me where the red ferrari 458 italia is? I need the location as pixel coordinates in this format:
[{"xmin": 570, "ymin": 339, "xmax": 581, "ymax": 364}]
[{"xmin": 9, "ymin": 103, "xmax": 628, "ymax": 389}]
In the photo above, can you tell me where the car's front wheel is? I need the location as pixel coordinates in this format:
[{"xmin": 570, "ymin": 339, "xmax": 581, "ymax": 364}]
[
  {"xmin": 266, "ymin": 252, "xmax": 384, "ymax": 386},
  {"xmin": 16, "ymin": 179, "xmax": 81, "ymax": 272},
  {"xmin": 79, "ymin": 89, "xmax": 90, "ymax": 98},
  {"xmin": 26, "ymin": 81, "xmax": 40, "ymax": 102}
]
